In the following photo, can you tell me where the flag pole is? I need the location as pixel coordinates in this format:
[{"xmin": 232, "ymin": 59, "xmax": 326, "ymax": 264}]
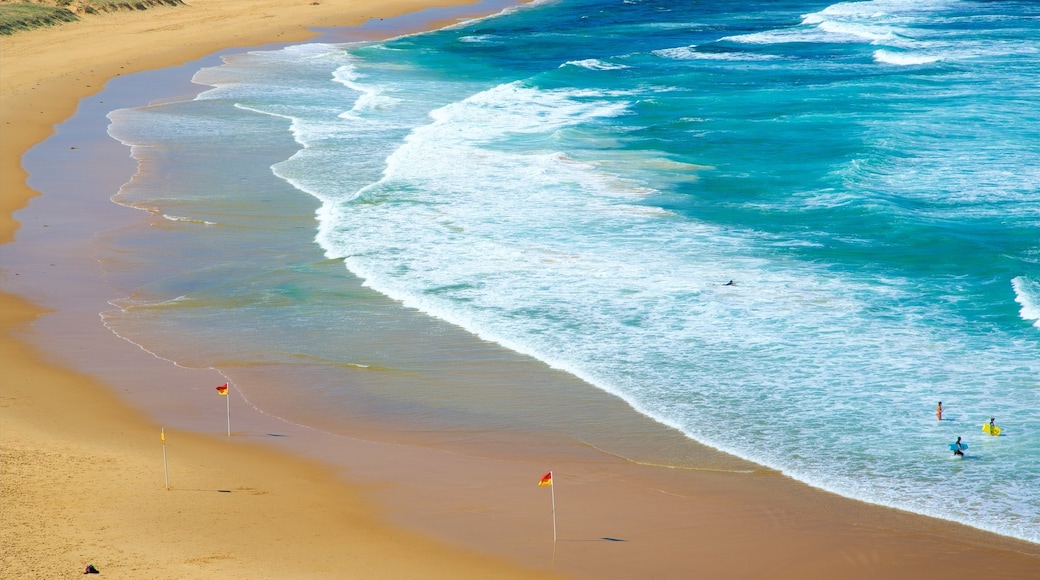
[
  {"xmin": 161, "ymin": 428, "xmax": 169, "ymax": 491},
  {"xmin": 538, "ymin": 470, "xmax": 557, "ymax": 542},
  {"xmin": 225, "ymin": 384, "xmax": 231, "ymax": 437},
  {"xmin": 550, "ymin": 471, "xmax": 557, "ymax": 542}
]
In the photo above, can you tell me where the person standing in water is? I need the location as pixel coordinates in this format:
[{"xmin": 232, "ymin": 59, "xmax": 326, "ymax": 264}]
[
  {"xmin": 953, "ymin": 436, "xmax": 965, "ymax": 457},
  {"xmin": 988, "ymin": 417, "xmax": 997, "ymax": 435},
  {"xmin": 936, "ymin": 401, "xmax": 943, "ymax": 421}
]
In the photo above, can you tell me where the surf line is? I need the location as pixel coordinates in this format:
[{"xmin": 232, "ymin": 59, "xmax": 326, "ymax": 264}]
[{"xmin": 579, "ymin": 441, "xmax": 769, "ymax": 474}]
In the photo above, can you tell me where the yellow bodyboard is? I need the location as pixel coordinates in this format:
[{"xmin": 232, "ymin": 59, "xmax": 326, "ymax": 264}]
[{"xmin": 982, "ymin": 424, "xmax": 1001, "ymax": 436}]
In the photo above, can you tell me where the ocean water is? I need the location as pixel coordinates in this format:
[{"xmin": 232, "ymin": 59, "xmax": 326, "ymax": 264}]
[{"xmin": 102, "ymin": 0, "xmax": 1038, "ymax": 542}]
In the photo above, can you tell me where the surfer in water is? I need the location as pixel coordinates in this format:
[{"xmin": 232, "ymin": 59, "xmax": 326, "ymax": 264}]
[
  {"xmin": 936, "ymin": 401, "xmax": 943, "ymax": 421},
  {"xmin": 724, "ymin": 280, "xmax": 735, "ymax": 286},
  {"xmin": 988, "ymin": 417, "xmax": 996, "ymax": 435},
  {"xmin": 953, "ymin": 436, "xmax": 965, "ymax": 457}
]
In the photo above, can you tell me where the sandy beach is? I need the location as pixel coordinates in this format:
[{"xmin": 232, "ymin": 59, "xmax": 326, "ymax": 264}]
[{"xmin": 2, "ymin": 1, "xmax": 1039, "ymax": 578}]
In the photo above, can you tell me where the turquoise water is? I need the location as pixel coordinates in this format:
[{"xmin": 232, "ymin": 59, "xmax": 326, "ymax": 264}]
[{"xmin": 104, "ymin": 0, "xmax": 1038, "ymax": 542}]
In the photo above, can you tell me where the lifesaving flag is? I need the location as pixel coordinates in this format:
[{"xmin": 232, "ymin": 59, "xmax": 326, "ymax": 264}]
[
  {"xmin": 216, "ymin": 383, "xmax": 229, "ymax": 396},
  {"xmin": 538, "ymin": 471, "xmax": 552, "ymax": 487},
  {"xmin": 160, "ymin": 429, "xmax": 165, "ymax": 445}
]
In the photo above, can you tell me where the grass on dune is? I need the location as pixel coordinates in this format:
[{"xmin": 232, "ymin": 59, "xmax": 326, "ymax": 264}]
[
  {"xmin": 0, "ymin": 1, "xmax": 184, "ymax": 35},
  {"xmin": 0, "ymin": 4, "xmax": 78, "ymax": 35}
]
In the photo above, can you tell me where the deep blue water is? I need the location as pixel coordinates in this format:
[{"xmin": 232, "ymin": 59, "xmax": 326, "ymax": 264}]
[{"xmin": 105, "ymin": 0, "xmax": 1039, "ymax": 542}]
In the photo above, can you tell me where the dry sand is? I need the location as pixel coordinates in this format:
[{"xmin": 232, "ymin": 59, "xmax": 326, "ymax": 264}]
[{"xmin": 2, "ymin": 2, "xmax": 1039, "ymax": 579}]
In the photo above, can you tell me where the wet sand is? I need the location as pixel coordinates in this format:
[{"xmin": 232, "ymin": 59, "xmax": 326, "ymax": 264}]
[{"xmin": 2, "ymin": 2, "xmax": 1038, "ymax": 578}]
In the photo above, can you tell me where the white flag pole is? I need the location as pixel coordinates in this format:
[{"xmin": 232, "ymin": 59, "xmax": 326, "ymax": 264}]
[
  {"xmin": 225, "ymin": 385, "xmax": 231, "ymax": 437},
  {"xmin": 161, "ymin": 428, "xmax": 169, "ymax": 491},
  {"xmin": 550, "ymin": 470, "xmax": 557, "ymax": 542}
]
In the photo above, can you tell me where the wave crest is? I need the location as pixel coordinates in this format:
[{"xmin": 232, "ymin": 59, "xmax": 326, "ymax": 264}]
[
  {"xmin": 873, "ymin": 49, "xmax": 941, "ymax": 65},
  {"xmin": 1012, "ymin": 276, "xmax": 1040, "ymax": 328}
]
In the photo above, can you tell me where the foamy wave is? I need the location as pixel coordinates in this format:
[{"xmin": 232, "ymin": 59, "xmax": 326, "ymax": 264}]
[
  {"xmin": 653, "ymin": 47, "xmax": 780, "ymax": 61},
  {"xmin": 719, "ymin": 29, "xmax": 820, "ymax": 45},
  {"xmin": 873, "ymin": 49, "xmax": 941, "ymax": 65},
  {"xmin": 562, "ymin": 59, "xmax": 630, "ymax": 70},
  {"xmin": 725, "ymin": 0, "xmax": 959, "ymax": 47},
  {"xmin": 192, "ymin": 43, "xmax": 347, "ymax": 102},
  {"xmin": 720, "ymin": 24, "xmax": 892, "ymax": 45},
  {"xmin": 162, "ymin": 214, "xmax": 217, "ymax": 225},
  {"xmin": 334, "ymin": 63, "xmax": 401, "ymax": 118},
  {"xmin": 817, "ymin": 19, "xmax": 899, "ymax": 43},
  {"xmin": 434, "ymin": 0, "xmax": 554, "ymax": 33},
  {"xmin": 719, "ymin": 20, "xmax": 886, "ymax": 45},
  {"xmin": 1012, "ymin": 276, "xmax": 1040, "ymax": 328},
  {"xmin": 109, "ymin": 294, "xmax": 191, "ymax": 310},
  {"xmin": 802, "ymin": 0, "xmax": 957, "ymax": 25},
  {"xmin": 418, "ymin": 81, "xmax": 628, "ymax": 141}
]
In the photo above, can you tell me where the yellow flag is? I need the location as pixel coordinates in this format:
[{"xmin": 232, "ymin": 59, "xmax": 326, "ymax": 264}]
[{"xmin": 160, "ymin": 429, "xmax": 165, "ymax": 445}]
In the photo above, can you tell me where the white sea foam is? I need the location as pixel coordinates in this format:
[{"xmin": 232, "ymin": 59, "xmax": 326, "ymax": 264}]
[
  {"xmin": 435, "ymin": 0, "xmax": 554, "ymax": 33},
  {"xmin": 873, "ymin": 49, "xmax": 941, "ymax": 65},
  {"xmin": 561, "ymin": 59, "xmax": 630, "ymax": 70},
  {"xmin": 1012, "ymin": 276, "xmax": 1040, "ymax": 328},
  {"xmin": 334, "ymin": 65, "xmax": 401, "ymax": 118},
  {"xmin": 721, "ymin": 19, "xmax": 900, "ymax": 46},
  {"xmin": 653, "ymin": 47, "xmax": 780, "ymax": 61},
  {"xmin": 719, "ymin": 28, "xmax": 823, "ymax": 45},
  {"xmin": 802, "ymin": 0, "xmax": 958, "ymax": 25},
  {"xmin": 161, "ymin": 215, "xmax": 217, "ymax": 225},
  {"xmin": 193, "ymin": 43, "xmax": 350, "ymax": 102},
  {"xmin": 817, "ymin": 19, "xmax": 900, "ymax": 43},
  {"xmin": 723, "ymin": 0, "xmax": 962, "ymax": 48}
]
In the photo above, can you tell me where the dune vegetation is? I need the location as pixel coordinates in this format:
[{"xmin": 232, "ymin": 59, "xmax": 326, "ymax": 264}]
[{"xmin": 0, "ymin": 0, "xmax": 183, "ymax": 35}]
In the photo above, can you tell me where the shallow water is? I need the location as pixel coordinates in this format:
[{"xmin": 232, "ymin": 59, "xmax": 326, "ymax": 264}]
[{"xmin": 99, "ymin": 0, "xmax": 1038, "ymax": 542}]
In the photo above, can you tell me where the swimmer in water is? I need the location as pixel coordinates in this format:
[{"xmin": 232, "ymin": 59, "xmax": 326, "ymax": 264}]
[
  {"xmin": 953, "ymin": 436, "xmax": 965, "ymax": 457},
  {"xmin": 936, "ymin": 401, "xmax": 943, "ymax": 421}
]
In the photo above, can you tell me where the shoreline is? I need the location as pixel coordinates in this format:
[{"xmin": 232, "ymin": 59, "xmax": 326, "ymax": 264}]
[
  {"xmin": 1, "ymin": 0, "xmax": 502, "ymax": 245},
  {"xmin": 3, "ymin": 2, "xmax": 1039, "ymax": 578}
]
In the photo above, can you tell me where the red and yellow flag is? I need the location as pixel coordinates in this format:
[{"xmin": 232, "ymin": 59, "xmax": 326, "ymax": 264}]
[
  {"xmin": 216, "ymin": 383, "xmax": 229, "ymax": 396},
  {"xmin": 538, "ymin": 471, "xmax": 552, "ymax": 487}
]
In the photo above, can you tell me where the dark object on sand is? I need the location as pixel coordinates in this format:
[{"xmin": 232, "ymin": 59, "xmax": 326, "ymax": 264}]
[{"xmin": 84, "ymin": 564, "xmax": 99, "ymax": 574}]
